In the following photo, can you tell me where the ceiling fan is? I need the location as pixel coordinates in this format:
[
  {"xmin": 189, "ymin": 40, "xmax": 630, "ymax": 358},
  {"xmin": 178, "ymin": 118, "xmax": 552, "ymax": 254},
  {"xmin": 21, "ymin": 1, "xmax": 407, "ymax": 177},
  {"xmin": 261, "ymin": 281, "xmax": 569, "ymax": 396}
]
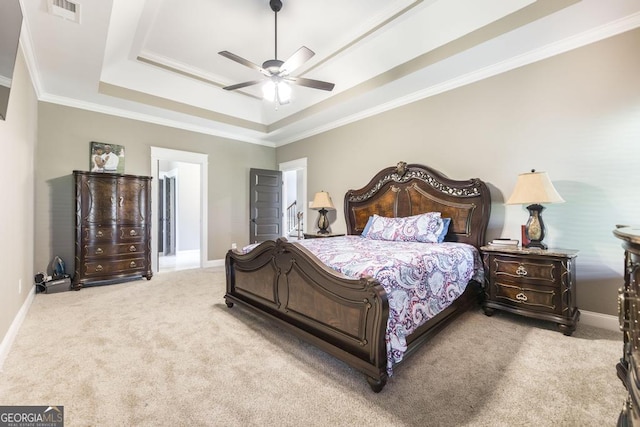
[{"xmin": 218, "ymin": 0, "xmax": 335, "ymax": 105}]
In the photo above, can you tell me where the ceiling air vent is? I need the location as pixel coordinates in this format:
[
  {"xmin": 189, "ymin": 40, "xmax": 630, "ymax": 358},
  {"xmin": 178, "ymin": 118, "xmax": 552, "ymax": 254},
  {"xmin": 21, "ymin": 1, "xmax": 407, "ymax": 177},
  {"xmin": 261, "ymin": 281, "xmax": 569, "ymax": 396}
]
[{"xmin": 48, "ymin": 0, "xmax": 81, "ymax": 23}]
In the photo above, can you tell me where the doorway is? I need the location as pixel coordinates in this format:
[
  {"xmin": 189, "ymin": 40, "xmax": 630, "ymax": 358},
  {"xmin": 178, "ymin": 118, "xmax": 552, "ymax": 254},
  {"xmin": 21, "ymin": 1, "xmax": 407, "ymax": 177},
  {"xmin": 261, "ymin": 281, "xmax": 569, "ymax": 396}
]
[
  {"xmin": 151, "ymin": 147, "xmax": 208, "ymax": 273},
  {"xmin": 279, "ymin": 158, "xmax": 307, "ymax": 240}
]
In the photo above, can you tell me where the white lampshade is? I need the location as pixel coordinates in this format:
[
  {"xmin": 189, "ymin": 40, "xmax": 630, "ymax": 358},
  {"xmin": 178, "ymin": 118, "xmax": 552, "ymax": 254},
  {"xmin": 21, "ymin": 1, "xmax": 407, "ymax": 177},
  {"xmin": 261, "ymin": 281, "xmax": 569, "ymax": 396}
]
[
  {"xmin": 310, "ymin": 191, "xmax": 335, "ymax": 210},
  {"xmin": 506, "ymin": 170, "xmax": 565, "ymax": 205}
]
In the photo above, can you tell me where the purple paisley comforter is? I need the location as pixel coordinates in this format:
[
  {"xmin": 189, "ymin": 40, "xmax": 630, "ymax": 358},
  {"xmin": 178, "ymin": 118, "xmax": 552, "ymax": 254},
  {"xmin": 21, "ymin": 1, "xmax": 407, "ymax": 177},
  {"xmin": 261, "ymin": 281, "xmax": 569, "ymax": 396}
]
[{"xmin": 295, "ymin": 236, "xmax": 484, "ymax": 375}]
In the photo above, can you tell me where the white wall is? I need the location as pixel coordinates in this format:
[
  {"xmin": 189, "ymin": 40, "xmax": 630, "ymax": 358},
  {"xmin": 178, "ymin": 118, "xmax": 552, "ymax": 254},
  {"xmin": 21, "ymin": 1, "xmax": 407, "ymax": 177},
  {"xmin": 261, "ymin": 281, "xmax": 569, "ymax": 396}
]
[{"xmin": 0, "ymin": 47, "xmax": 37, "ymax": 356}]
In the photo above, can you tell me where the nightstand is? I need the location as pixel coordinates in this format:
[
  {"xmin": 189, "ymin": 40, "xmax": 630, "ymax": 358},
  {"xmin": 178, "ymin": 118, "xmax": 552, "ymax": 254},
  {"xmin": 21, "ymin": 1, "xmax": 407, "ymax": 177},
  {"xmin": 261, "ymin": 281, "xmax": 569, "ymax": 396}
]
[
  {"xmin": 481, "ymin": 245, "xmax": 580, "ymax": 336},
  {"xmin": 303, "ymin": 233, "xmax": 345, "ymax": 239}
]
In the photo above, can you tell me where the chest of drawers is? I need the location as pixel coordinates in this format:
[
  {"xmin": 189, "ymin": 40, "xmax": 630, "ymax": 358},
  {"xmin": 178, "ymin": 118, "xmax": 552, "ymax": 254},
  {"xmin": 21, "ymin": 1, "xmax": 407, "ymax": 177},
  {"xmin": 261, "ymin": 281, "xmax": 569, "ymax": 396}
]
[
  {"xmin": 614, "ymin": 226, "xmax": 640, "ymax": 426},
  {"xmin": 481, "ymin": 246, "xmax": 579, "ymax": 335},
  {"xmin": 73, "ymin": 171, "xmax": 152, "ymax": 289}
]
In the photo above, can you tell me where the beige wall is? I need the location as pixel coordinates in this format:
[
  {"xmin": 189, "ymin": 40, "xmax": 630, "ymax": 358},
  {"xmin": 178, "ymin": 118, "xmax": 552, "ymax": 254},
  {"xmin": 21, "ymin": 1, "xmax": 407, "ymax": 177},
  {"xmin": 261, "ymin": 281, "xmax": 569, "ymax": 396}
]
[
  {"xmin": 35, "ymin": 104, "xmax": 275, "ymax": 274},
  {"xmin": 0, "ymin": 48, "xmax": 37, "ymax": 347},
  {"xmin": 277, "ymin": 28, "xmax": 640, "ymax": 316}
]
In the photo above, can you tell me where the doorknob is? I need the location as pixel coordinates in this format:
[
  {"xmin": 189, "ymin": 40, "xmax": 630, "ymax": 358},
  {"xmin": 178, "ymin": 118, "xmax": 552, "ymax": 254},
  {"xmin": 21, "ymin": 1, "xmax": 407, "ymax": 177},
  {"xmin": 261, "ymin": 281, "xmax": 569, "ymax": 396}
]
[{"xmin": 250, "ymin": 218, "xmax": 256, "ymax": 223}]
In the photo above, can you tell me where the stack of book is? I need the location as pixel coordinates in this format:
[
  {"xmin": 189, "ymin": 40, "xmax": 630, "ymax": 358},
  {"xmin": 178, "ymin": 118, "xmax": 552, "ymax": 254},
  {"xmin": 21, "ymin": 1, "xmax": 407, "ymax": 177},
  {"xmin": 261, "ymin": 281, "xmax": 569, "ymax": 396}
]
[{"xmin": 488, "ymin": 238, "xmax": 519, "ymax": 247}]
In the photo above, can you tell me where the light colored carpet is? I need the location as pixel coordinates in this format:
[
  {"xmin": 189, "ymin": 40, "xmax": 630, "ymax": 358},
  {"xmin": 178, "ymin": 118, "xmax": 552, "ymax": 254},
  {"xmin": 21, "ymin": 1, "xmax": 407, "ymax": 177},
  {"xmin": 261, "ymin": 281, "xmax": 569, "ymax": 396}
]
[{"xmin": 0, "ymin": 267, "xmax": 626, "ymax": 426}]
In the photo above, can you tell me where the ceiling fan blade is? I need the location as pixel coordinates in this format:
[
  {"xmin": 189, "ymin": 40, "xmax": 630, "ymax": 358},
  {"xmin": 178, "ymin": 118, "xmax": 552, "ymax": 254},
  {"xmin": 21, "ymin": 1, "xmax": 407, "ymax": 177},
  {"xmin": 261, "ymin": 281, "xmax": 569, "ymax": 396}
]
[
  {"xmin": 285, "ymin": 76, "xmax": 335, "ymax": 92},
  {"xmin": 222, "ymin": 80, "xmax": 263, "ymax": 91},
  {"xmin": 280, "ymin": 46, "xmax": 315, "ymax": 75},
  {"xmin": 218, "ymin": 51, "xmax": 268, "ymax": 75}
]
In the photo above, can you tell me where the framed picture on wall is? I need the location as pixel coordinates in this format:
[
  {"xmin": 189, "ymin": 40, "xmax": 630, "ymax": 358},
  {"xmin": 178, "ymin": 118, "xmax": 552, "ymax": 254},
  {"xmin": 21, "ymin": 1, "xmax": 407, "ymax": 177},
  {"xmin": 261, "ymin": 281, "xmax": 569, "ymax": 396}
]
[{"xmin": 90, "ymin": 141, "xmax": 125, "ymax": 174}]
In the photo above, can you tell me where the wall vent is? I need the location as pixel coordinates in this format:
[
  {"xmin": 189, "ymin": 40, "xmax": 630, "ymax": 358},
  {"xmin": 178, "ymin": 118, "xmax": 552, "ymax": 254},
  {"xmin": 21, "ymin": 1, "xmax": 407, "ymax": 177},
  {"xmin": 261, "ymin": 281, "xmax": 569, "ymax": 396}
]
[{"xmin": 48, "ymin": 0, "xmax": 81, "ymax": 23}]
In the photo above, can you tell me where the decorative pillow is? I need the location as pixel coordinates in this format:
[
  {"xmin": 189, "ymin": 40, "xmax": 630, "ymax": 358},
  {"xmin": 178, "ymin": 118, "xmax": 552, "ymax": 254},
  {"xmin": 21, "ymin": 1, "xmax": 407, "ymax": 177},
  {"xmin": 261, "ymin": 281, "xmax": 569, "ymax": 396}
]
[
  {"xmin": 365, "ymin": 212, "xmax": 449, "ymax": 243},
  {"xmin": 361, "ymin": 216, "xmax": 374, "ymax": 237},
  {"xmin": 438, "ymin": 218, "xmax": 451, "ymax": 243}
]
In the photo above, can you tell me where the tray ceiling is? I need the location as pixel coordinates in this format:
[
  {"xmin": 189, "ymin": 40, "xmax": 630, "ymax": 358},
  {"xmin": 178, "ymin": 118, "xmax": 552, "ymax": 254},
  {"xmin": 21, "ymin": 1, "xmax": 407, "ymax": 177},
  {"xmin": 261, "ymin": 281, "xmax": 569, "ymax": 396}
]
[{"xmin": 19, "ymin": 0, "xmax": 640, "ymax": 146}]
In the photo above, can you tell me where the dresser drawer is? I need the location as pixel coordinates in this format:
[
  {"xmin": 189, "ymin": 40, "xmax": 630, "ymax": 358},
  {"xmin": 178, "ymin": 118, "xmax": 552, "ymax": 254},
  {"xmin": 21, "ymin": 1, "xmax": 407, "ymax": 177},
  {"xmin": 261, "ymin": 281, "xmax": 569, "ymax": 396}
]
[
  {"xmin": 83, "ymin": 242, "xmax": 146, "ymax": 258},
  {"xmin": 82, "ymin": 257, "xmax": 147, "ymax": 277},
  {"xmin": 84, "ymin": 226, "xmax": 145, "ymax": 243},
  {"xmin": 117, "ymin": 226, "xmax": 145, "ymax": 241},
  {"xmin": 84, "ymin": 226, "xmax": 115, "ymax": 241},
  {"xmin": 492, "ymin": 256, "xmax": 560, "ymax": 287},
  {"xmin": 493, "ymin": 281, "xmax": 559, "ymax": 314}
]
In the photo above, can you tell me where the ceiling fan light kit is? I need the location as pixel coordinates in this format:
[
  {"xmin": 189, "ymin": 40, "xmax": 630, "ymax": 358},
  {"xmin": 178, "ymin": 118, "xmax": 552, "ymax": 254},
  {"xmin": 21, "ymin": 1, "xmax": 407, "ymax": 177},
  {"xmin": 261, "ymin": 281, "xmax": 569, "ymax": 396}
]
[
  {"xmin": 263, "ymin": 80, "xmax": 291, "ymax": 105},
  {"xmin": 219, "ymin": 0, "xmax": 335, "ymax": 106}
]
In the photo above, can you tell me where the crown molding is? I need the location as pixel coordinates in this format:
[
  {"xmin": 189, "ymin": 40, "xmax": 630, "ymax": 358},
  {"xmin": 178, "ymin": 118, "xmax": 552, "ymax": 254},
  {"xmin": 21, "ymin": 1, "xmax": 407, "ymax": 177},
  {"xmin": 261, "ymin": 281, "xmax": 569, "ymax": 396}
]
[{"xmin": 39, "ymin": 92, "xmax": 275, "ymax": 147}]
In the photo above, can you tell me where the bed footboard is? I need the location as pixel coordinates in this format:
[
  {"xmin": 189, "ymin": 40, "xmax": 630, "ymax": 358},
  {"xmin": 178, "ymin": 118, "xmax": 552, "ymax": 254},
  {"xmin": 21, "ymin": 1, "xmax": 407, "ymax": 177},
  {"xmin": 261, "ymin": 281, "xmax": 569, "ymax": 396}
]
[{"xmin": 225, "ymin": 238, "xmax": 390, "ymax": 392}]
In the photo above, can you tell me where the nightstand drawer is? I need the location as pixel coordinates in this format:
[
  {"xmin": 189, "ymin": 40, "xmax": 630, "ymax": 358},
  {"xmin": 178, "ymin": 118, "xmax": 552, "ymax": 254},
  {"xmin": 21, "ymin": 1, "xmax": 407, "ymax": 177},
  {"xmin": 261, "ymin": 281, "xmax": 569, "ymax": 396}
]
[
  {"xmin": 494, "ymin": 281, "xmax": 558, "ymax": 314},
  {"xmin": 493, "ymin": 257, "xmax": 559, "ymax": 286}
]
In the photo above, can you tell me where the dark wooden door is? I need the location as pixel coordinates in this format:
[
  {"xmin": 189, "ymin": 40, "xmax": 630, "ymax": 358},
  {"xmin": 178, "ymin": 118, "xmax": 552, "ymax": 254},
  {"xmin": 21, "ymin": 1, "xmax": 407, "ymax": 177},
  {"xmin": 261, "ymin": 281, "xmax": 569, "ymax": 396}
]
[
  {"xmin": 164, "ymin": 176, "xmax": 176, "ymax": 255},
  {"xmin": 116, "ymin": 176, "xmax": 148, "ymax": 224},
  {"xmin": 84, "ymin": 176, "xmax": 117, "ymax": 224},
  {"xmin": 249, "ymin": 168, "xmax": 282, "ymax": 243},
  {"xmin": 157, "ymin": 178, "xmax": 164, "ymax": 253}
]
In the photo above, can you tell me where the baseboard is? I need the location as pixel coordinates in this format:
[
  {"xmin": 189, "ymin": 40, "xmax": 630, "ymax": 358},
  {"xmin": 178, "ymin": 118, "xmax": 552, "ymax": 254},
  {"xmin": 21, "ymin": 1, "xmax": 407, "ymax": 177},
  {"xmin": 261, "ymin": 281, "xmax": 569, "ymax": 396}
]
[
  {"xmin": 0, "ymin": 287, "xmax": 36, "ymax": 371},
  {"xmin": 177, "ymin": 249, "xmax": 199, "ymax": 256},
  {"xmin": 205, "ymin": 259, "xmax": 224, "ymax": 268},
  {"xmin": 579, "ymin": 310, "xmax": 619, "ymax": 332}
]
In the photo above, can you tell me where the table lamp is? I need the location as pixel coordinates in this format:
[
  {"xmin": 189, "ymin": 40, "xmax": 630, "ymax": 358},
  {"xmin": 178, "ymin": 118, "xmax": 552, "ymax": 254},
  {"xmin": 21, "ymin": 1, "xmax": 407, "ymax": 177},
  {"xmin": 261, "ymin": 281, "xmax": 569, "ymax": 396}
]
[
  {"xmin": 506, "ymin": 169, "xmax": 564, "ymax": 249},
  {"xmin": 310, "ymin": 191, "xmax": 335, "ymax": 234}
]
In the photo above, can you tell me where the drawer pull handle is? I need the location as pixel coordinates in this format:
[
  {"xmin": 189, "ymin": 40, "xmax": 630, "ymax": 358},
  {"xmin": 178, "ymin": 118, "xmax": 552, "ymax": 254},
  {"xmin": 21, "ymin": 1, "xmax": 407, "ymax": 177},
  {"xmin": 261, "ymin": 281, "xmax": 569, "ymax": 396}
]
[
  {"xmin": 130, "ymin": 230, "xmax": 137, "ymax": 236},
  {"xmin": 515, "ymin": 292, "xmax": 528, "ymax": 302},
  {"xmin": 119, "ymin": 196, "xmax": 124, "ymax": 207},
  {"xmin": 129, "ymin": 245, "xmax": 137, "ymax": 252},
  {"xmin": 96, "ymin": 230, "xmax": 104, "ymax": 237},
  {"xmin": 130, "ymin": 261, "xmax": 137, "ymax": 268},
  {"xmin": 95, "ymin": 264, "xmax": 103, "ymax": 272},
  {"xmin": 516, "ymin": 265, "xmax": 528, "ymax": 277},
  {"xmin": 95, "ymin": 248, "xmax": 103, "ymax": 255}
]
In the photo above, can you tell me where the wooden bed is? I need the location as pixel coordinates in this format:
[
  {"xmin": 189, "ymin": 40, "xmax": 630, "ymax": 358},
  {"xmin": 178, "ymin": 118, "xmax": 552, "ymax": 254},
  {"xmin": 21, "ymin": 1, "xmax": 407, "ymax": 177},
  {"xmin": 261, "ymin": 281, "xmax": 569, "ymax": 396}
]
[{"xmin": 225, "ymin": 162, "xmax": 491, "ymax": 392}]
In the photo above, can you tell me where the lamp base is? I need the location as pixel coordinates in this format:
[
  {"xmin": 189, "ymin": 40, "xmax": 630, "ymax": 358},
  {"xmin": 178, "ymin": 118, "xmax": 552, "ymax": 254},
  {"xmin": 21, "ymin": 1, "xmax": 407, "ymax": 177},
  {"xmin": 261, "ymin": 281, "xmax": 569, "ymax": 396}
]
[
  {"xmin": 317, "ymin": 208, "xmax": 330, "ymax": 234},
  {"xmin": 523, "ymin": 204, "xmax": 547, "ymax": 249},
  {"xmin": 524, "ymin": 240, "xmax": 548, "ymax": 250}
]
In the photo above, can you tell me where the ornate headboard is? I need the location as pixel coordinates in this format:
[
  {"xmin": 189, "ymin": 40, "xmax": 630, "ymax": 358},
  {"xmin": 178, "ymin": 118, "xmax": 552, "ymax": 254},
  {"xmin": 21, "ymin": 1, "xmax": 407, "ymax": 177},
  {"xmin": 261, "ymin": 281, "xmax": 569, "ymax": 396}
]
[{"xmin": 344, "ymin": 162, "xmax": 491, "ymax": 248}]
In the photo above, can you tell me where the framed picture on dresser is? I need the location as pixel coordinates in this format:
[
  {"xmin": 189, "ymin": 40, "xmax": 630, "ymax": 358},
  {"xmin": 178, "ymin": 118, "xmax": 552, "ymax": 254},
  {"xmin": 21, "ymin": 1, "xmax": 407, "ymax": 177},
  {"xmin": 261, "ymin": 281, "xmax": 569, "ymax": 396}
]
[{"xmin": 90, "ymin": 141, "xmax": 125, "ymax": 174}]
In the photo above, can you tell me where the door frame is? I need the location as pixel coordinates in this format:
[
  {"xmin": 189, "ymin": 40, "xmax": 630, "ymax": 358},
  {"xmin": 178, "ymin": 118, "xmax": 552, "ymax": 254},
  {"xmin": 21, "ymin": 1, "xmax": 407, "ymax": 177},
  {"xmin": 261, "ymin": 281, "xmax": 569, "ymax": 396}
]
[
  {"xmin": 150, "ymin": 147, "xmax": 208, "ymax": 273},
  {"xmin": 279, "ymin": 158, "xmax": 308, "ymax": 236}
]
